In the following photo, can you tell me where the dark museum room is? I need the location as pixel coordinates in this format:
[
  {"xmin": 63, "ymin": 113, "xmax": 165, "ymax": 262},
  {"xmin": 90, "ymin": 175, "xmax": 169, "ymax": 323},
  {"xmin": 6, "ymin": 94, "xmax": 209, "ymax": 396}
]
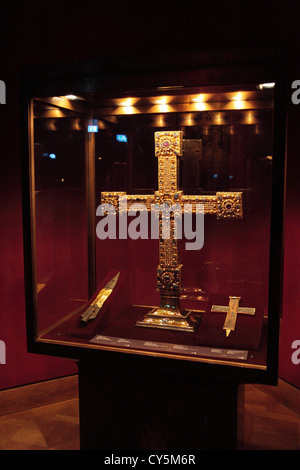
[{"xmin": 0, "ymin": 0, "xmax": 299, "ymax": 452}]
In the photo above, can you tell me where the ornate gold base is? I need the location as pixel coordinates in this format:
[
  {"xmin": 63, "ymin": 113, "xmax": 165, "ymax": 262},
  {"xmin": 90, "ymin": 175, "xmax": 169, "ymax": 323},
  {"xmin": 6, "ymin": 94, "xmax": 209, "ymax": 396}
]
[
  {"xmin": 135, "ymin": 292, "xmax": 202, "ymax": 332},
  {"xmin": 135, "ymin": 307, "xmax": 202, "ymax": 332}
]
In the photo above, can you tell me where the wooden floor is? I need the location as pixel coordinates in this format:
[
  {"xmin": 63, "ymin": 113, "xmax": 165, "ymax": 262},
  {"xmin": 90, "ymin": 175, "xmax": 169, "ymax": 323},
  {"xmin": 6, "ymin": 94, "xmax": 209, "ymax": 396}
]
[
  {"xmin": 240, "ymin": 382, "xmax": 300, "ymax": 450},
  {"xmin": 0, "ymin": 375, "xmax": 299, "ymax": 450}
]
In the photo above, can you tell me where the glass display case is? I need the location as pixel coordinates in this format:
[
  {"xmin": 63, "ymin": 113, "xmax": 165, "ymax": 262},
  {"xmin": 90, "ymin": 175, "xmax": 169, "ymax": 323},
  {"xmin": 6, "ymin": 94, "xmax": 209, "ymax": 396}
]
[{"xmin": 21, "ymin": 56, "xmax": 286, "ymax": 384}]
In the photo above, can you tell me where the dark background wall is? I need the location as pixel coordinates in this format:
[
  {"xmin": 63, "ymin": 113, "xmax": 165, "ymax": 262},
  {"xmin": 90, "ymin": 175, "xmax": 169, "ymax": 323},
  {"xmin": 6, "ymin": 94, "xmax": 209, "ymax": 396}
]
[{"xmin": 0, "ymin": 0, "xmax": 300, "ymax": 389}]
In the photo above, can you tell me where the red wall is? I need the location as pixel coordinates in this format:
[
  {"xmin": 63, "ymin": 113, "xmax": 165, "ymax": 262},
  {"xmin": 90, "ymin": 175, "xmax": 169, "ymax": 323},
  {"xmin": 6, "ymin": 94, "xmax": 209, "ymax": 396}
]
[
  {"xmin": 279, "ymin": 63, "xmax": 300, "ymax": 388},
  {"xmin": 1, "ymin": 0, "xmax": 299, "ymax": 389}
]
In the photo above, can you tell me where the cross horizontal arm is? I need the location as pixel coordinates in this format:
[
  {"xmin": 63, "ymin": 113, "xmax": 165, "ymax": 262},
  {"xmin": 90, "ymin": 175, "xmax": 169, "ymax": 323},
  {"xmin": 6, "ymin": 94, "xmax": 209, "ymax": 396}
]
[
  {"xmin": 211, "ymin": 305, "xmax": 256, "ymax": 315},
  {"xmin": 101, "ymin": 191, "xmax": 243, "ymax": 219}
]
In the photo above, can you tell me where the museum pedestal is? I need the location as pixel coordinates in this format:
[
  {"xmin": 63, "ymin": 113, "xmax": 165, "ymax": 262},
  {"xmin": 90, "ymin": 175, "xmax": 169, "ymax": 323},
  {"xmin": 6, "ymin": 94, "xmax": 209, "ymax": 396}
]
[{"xmin": 78, "ymin": 361, "xmax": 242, "ymax": 450}]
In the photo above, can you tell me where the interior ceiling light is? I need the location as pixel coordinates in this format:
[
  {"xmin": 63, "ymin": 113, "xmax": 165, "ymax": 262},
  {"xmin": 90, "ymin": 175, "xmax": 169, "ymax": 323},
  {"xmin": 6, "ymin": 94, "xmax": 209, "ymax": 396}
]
[
  {"xmin": 258, "ymin": 83, "xmax": 275, "ymax": 90},
  {"xmin": 120, "ymin": 99, "xmax": 132, "ymax": 106},
  {"xmin": 64, "ymin": 94, "xmax": 81, "ymax": 100},
  {"xmin": 233, "ymin": 92, "xmax": 242, "ymax": 101},
  {"xmin": 154, "ymin": 97, "xmax": 167, "ymax": 104},
  {"xmin": 192, "ymin": 95, "xmax": 204, "ymax": 103}
]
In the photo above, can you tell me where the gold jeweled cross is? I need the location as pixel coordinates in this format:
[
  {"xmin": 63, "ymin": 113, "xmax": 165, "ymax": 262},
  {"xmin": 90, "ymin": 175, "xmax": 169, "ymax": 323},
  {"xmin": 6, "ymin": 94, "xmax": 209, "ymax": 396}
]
[
  {"xmin": 101, "ymin": 131, "xmax": 243, "ymax": 332},
  {"xmin": 211, "ymin": 296, "xmax": 256, "ymax": 336}
]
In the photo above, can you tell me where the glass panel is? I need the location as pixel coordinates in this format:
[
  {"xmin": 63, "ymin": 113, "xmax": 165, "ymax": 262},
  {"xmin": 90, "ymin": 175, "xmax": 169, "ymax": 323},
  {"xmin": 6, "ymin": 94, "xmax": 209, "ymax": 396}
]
[
  {"xmin": 32, "ymin": 98, "xmax": 90, "ymax": 335},
  {"xmin": 30, "ymin": 84, "xmax": 274, "ymax": 369}
]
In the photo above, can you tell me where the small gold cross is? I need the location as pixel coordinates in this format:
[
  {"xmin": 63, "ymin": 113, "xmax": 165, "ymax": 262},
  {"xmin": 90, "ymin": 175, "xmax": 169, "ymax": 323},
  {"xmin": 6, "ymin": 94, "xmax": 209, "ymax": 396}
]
[{"xmin": 211, "ymin": 296, "xmax": 256, "ymax": 336}]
